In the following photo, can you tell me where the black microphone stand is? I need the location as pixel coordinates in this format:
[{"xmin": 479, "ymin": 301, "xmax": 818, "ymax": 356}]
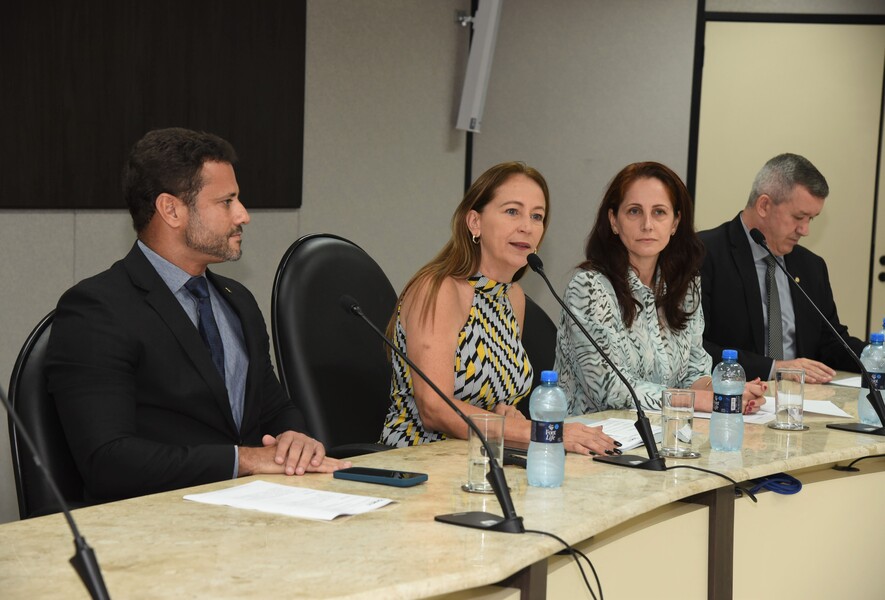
[
  {"xmin": 1, "ymin": 384, "xmax": 111, "ymax": 599},
  {"xmin": 339, "ymin": 295, "xmax": 525, "ymax": 533},
  {"xmin": 749, "ymin": 228, "xmax": 885, "ymax": 436},
  {"xmin": 526, "ymin": 254, "xmax": 666, "ymax": 470}
]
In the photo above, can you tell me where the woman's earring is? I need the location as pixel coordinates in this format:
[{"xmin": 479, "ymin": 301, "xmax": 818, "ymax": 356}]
[{"xmin": 471, "ymin": 234, "xmax": 480, "ymax": 244}]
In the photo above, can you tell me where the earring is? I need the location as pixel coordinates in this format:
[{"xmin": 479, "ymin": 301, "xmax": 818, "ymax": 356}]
[
  {"xmin": 612, "ymin": 228, "xmax": 619, "ymax": 235},
  {"xmin": 471, "ymin": 234, "xmax": 480, "ymax": 244}
]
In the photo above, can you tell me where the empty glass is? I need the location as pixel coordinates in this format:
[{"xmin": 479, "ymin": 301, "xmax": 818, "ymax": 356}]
[
  {"xmin": 660, "ymin": 389, "xmax": 700, "ymax": 458},
  {"xmin": 463, "ymin": 414, "xmax": 505, "ymax": 493},
  {"xmin": 769, "ymin": 368, "xmax": 807, "ymax": 431}
]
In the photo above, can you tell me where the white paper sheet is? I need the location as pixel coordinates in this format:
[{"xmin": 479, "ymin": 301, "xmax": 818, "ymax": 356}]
[
  {"xmin": 688, "ymin": 395, "xmax": 852, "ymax": 421},
  {"xmin": 183, "ymin": 480, "xmax": 394, "ymax": 521},
  {"xmin": 831, "ymin": 376, "xmax": 863, "ymax": 388},
  {"xmin": 756, "ymin": 395, "xmax": 851, "ymax": 418},
  {"xmin": 687, "ymin": 409, "xmax": 775, "ymax": 425},
  {"xmin": 802, "ymin": 400, "xmax": 851, "ymax": 418},
  {"xmin": 643, "ymin": 405, "xmax": 775, "ymax": 425},
  {"xmin": 573, "ymin": 417, "xmax": 662, "ymax": 451}
]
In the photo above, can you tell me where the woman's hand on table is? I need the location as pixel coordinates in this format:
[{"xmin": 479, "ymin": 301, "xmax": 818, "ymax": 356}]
[
  {"xmin": 742, "ymin": 378, "xmax": 767, "ymax": 414},
  {"xmin": 563, "ymin": 422, "xmax": 621, "ymax": 456}
]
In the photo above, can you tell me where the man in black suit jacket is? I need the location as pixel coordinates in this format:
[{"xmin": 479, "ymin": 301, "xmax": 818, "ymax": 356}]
[
  {"xmin": 699, "ymin": 153, "xmax": 864, "ymax": 383},
  {"xmin": 47, "ymin": 128, "xmax": 348, "ymax": 501}
]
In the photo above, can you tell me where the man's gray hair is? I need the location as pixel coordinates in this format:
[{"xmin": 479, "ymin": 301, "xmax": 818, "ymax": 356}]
[{"xmin": 746, "ymin": 153, "xmax": 829, "ymax": 208}]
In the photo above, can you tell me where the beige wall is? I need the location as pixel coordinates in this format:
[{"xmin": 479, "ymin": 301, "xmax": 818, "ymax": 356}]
[
  {"xmin": 471, "ymin": 0, "xmax": 697, "ymax": 315},
  {"xmin": 1, "ymin": 0, "xmax": 880, "ymax": 524},
  {"xmin": 695, "ymin": 22, "xmax": 885, "ymax": 338},
  {"xmin": 0, "ymin": 0, "xmax": 469, "ymax": 525},
  {"xmin": 874, "ymin": 90, "xmax": 885, "ymax": 333},
  {"xmin": 706, "ymin": 0, "xmax": 884, "ymax": 13}
]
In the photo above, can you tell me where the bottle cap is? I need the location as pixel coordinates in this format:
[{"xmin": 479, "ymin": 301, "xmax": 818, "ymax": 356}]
[
  {"xmin": 722, "ymin": 349, "xmax": 738, "ymax": 361},
  {"xmin": 871, "ymin": 332, "xmax": 884, "ymax": 344},
  {"xmin": 540, "ymin": 370, "xmax": 558, "ymax": 383}
]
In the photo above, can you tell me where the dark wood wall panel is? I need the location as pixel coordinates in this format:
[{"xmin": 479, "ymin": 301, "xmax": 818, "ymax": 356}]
[{"xmin": 0, "ymin": 0, "xmax": 305, "ymax": 209}]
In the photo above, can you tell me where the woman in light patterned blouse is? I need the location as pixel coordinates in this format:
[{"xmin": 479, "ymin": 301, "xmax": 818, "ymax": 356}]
[
  {"xmin": 380, "ymin": 162, "xmax": 618, "ymax": 456},
  {"xmin": 554, "ymin": 162, "xmax": 766, "ymax": 415}
]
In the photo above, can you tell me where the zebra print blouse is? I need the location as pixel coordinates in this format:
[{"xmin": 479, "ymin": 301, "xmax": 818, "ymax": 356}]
[{"xmin": 554, "ymin": 268, "xmax": 711, "ymax": 415}]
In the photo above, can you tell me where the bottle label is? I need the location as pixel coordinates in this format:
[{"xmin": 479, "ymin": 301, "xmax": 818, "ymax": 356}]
[
  {"xmin": 713, "ymin": 393, "xmax": 742, "ymax": 414},
  {"xmin": 868, "ymin": 372, "xmax": 884, "ymax": 390},
  {"xmin": 531, "ymin": 420, "xmax": 564, "ymax": 443}
]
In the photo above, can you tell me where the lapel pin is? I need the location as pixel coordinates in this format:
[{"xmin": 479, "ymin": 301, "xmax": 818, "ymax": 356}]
[{"xmin": 794, "ymin": 277, "xmax": 800, "ymax": 284}]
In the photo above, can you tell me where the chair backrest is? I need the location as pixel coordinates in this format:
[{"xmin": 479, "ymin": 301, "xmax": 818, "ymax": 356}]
[
  {"xmin": 271, "ymin": 234, "xmax": 397, "ymax": 451},
  {"xmin": 7, "ymin": 311, "xmax": 86, "ymax": 519},
  {"xmin": 519, "ymin": 295, "xmax": 558, "ymax": 418}
]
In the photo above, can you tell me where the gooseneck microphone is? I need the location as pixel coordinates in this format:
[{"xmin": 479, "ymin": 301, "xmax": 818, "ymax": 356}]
[
  {"xmin": 339, "ymin": 295, "xmax": 525, "ymax": 533},
  {"xmin": 526, "ymin": 253, "xmax": 666, "ymax": 470},
  {"xmin": 1, "ymin": 385, "xmax": 110, "ymax": 599},
  {"xmin": 749, "ymin": 228, "xmax": 885, "ymax": 435}
]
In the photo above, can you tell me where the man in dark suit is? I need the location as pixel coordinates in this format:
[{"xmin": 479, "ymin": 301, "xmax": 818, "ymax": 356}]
[
  {"xmin": 47, "ymin": 128, "xmax": 348, "ymax": 502},
  {"xmin": 699, "ymin": 153, "xmax": 864, "ymax": 384}
]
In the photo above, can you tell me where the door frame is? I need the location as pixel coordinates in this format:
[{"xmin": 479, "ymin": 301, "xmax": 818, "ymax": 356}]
[{"xmin": 686, "ymin": 4, "xmax": 885, "ymax": 339}]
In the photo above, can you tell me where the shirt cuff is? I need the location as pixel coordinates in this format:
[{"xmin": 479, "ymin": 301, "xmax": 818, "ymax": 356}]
[{"xmin": 233, "ymin": 446, "xmax": 239, "ymax": 479}]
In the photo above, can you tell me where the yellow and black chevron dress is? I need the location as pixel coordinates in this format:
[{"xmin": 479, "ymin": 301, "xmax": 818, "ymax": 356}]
[{"xmin": 380, "ymin": 274, "xmax": 533, "ymax": 447}]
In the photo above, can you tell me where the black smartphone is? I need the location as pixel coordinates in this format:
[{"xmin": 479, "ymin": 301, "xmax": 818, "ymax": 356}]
[{"xmin": 333, "ymin": 467, "xmax": 428, "ymax": 487}]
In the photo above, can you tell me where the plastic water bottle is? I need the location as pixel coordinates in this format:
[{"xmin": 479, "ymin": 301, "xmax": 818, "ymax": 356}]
[
  {"xmin": 858, "ymin": 332, "xmax": 885, "ymax": 426},
  {"xmin": 527, "ymin": 370, "xmax": 567, "ymax": 487},
  {"xmin": 710, "ymin": 349, "xmax": 745, "ymax": 452},
  {"xmin": 879, "ymin": 317, "xmax": 885, "ymax": 338}
]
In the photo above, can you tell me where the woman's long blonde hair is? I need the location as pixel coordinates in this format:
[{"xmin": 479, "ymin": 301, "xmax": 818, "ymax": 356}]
[{"xmin": 387, "ymin": 161, "xmax": 550, "ymax": 340}]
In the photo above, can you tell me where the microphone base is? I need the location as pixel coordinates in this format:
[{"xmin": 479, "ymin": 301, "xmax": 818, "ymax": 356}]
[
  {"xmin": 435, "ymin": 511, "xmax": 526, "ymax": 534},
  {"xmin": 70, "ymin": 538, "xmax": 111, "ymax": 600},
  {"xmin": 593, "ymin": 454, "xmax": 667, "ymax": 471},
  {"xmin": 826, "ymin": 422, "xmax": 885, "ymax": 437}
]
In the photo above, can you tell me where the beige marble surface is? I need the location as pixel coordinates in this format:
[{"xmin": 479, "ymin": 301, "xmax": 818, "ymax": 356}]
[{"xmin": 2, "ymin": 380, "xmax": 882, "ymax": 599}]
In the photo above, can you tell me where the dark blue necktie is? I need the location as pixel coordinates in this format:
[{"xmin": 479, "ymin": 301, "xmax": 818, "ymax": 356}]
[{"xmin": 185, "ymin": 277, "xmax": 226, "ymax": 382}]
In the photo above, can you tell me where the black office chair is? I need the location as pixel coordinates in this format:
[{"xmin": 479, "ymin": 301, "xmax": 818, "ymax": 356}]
[
  {"xmin": 7, "ymin": 311, "xmax": 87, "ymax": 519},
  {"xmin": 271, "ymin": 233, "xmax": 397, "ymax": 458},
  {"xmin": 518, "ymin": 295, "xmax": 559, "ymax": 418}
]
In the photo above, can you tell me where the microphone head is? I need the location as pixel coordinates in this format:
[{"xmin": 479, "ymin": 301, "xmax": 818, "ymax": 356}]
[
  {"xmin": 339, "ymin": 294, "xmax": 361, "ymax": 316},
  {"xmin": 526, "ymin": 252, "xmax": 544, "ymax": 273},
  {"xmin": 749, "ymin": 228, "xmax": 767, "ymax": 247}
]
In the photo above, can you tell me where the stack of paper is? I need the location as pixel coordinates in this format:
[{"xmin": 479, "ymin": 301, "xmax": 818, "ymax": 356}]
[
  {"xmin": 572, "ymin": 417, "xmax": 661, "ymax": 451},
  {"xmin": 184, "ymin": 480, "xmax": 394, "ymax": 520},
  {"xmin": 640, "ymin": 396, "xmax": 851, "ymax": 426}
]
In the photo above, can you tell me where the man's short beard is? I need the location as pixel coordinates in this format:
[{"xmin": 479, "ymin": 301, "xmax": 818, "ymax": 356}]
[{"xmin": 184, "ymin": 207, "xmax": 243, "ymax": 262}]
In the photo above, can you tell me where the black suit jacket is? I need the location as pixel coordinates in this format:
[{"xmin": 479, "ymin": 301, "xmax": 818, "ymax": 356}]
[
  {"xmin": 699, "ymin": 214, "xmax": 865, "ymax": 380},
  {"xmin": 47, "ymin": 244, "xmax": 306, "ymax": 501}
]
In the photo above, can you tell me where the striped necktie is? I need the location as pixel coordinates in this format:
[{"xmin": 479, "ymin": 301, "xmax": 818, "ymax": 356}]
[{"xmin": 764, "ymin": 255, "xmax": 784, "ymax": 360}]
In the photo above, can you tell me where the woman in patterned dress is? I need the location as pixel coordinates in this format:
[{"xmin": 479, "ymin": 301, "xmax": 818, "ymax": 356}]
[
  {"xmin": 554, "ymin": 162, "xmax": 767, "ymax": 415},
  {"xmin": 380, "ymin": 162, "xmax": 619, "ymax": 456}
]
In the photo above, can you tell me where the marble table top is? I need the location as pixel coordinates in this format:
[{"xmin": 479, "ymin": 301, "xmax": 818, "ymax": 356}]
[{"xmin": 2, "ymin": 378, "xmax": 882, "ymax": 599}]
